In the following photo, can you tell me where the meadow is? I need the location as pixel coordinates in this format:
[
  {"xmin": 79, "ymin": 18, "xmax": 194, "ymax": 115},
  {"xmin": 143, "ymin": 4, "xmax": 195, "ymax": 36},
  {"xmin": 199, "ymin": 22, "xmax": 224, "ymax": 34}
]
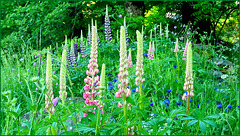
[{"xmin": 1, "ymin": 3, "xmax": 239, "ymax": 135}]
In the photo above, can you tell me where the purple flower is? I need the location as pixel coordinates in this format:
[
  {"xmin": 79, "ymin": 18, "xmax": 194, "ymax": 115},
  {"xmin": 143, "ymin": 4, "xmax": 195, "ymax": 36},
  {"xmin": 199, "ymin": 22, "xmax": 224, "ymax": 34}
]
[
  {"xmin": 173, "ymin": 65, "xmax": 177, "ymax": 68},
  {"xmin": 190, "ymin": 98, "xmax": 193, "ymax": 102},
  {"xmin": 217, "ymin": 103, "xmax": 222, "ymax": 109},
  {"xmin": 21, "ymin": 123, "xmax": 26, "ymax": 127},
  {"xmin": 20, "ymin": 58, "xmax": 23, "ymax": 61},
  {"xmin": 119, "ymin": 14, "xmax": 122, "ymax": 18},
  {"xmin": 33, "ymin": 62, "xmax": 37, "ymax": 66},
  {"xmin": 127, "ymin": 85, "xmax": 130, "ymax": 89},
  {"xmin": 36, "ymin": 88, "xmax": 38, "ymax": 91},
  {"xmin": 187, "ymin": 32, "xmax": 190, "ymax": 35},
  {"xmin": 27, "ymin": 69, "xmax": 29, "ymax": 72},
  {"xmin": 204, "ymin": 36, "xmax": 206, "ymax": 39},
  {"xmin": 56, "ymin": 83, "xmax": 58, "ymax": 86},
  {"xmin": 164, "ymin": 99, "xmax": 170, "ymax": 106},
  {"xmin": 12, "ymin": 68, "xmax": 15, "ymax": 71},
  {"xmin": 52, "ymin": 97, "xmax": 59, "ymax": 107},
  {"xmin": 166, "ymin": 90, "xmax": 171, "ymax": 93},
  {"xmin": 35, "ymin": 55, "xmax": 37, "ymax": 58},
  {"xmin": 174, "ymin": 26, "xmax": 177, "ymax": 29},
  {"xmin": 113, "ymin": 78, "xmax": 117, "ymax": 82},
  {"xmin": 144, "ymin": 53, "xmax": 148, "ymax": 57},
  {"xmin": 183, "ymin": 24, "xmax": 185, "ymax": 27},
  {"xmin": 150, "ymin": 102, "xmax": 153, "ymax": 106},
  {"xmin": 198, "ymin": 104, "xmax": 200, "ymax": 108},
  {"xmin": 228, "ymin": 105, "xmax": 233, "ymax": 109},
  {"xmin": 53, "ymin": 71, "xmax": 55, "ymax": 74},
  {"xmin": 20, "ymin": 81, "xmax": 22, "ymax": 84}
]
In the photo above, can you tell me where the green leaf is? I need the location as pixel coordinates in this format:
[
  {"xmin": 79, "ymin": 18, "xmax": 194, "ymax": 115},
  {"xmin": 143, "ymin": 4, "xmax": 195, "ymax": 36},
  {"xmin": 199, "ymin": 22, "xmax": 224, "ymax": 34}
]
[
  {"xmin": 157, "ymin": 127, "xmax": 170, "ymax": 135},
  {"xmin": 110, "ymin": 127, "xmax": 121, "ymax": 135},
  {"xmin": 187, "ymin": 120, "xmax": 198, "ymax": 127},
  {"xmin": 7, "ymin": 111, "xmax": 19, "ymax": 119},
  {"xmin": 199, "ymin": 121, "xmax": 206, "ymax": 133},
  {"xmin": 203, "ymin": 120, "xmax": 217, "ymax": 127},
  {"xmin": 181, "ymin": 116, "xmax": 195, "ymax": 120},
  {"xmin": 205, "ymin": 114, "xmax": 220, "ymax": 119}
]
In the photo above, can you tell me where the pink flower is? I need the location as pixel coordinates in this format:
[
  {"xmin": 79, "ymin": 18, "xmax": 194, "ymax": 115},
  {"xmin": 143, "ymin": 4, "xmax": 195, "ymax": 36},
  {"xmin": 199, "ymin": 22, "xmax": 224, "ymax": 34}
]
[
  {"xmin": 84, "ymin": 113, "xmax": 87, "ymax": 117},
  {"xmin": 85, "ymin": 98, "xmax": 90, "ymax": 104},
  {"xmin": 84, "ymin": 84, "xmax": 90, "ymax": 91},
  {"xmin": 118, "ymin": 102, "xmax": 122, "ymax": 107},
  {"xmin": 93, "ymin": 111, "xmax": 96, "ymax": 114},
  {"xmin": 174, "ymin": 38, "xmax": 179, "ymax": 53},
  {"xmin": 101, "ymin": 110, "xmax": 103, "ymax": 114},
  {"xmin": 52, "ymin": 97, "xmax": 59, "ymax": 107},
  {"xmin": 119, "ymin": 14, "xmax": 122, "ymax": 18},
  {"xmin": 83, "ymin": 92, "xmax": 91, "ymax": 99}
]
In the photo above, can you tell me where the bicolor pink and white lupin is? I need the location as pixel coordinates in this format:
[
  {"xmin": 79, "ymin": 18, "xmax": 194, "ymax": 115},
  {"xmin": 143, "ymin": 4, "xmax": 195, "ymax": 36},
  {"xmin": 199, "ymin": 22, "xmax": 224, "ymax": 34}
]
[
  {"xmin": 127, "ymin": 48, "xmax": 133, "ymax": 68},
  {"xmin": 174, "ymin": 38, "xmax": 179, "ymax": 53},
  {"xmin": 182, "ymin": 39, "xmax": 189, "ymax": 60},
  {"xmin": 148, "ymin": 42, "xmax": 153, "ymax": 60},
  {"xmin": 83, "ymin": 26, "xmax": 100, "ymax": 108},
  {"xmin": 115, "ymin": 26, "xmax": 131, "ymax": 104}
]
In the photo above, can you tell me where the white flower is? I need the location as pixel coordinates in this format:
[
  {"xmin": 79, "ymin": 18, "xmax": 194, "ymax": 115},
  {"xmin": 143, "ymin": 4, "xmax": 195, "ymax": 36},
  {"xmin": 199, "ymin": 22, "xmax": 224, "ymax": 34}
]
[{"xmin": 221, "ymin": 74, "xmax": 228, "ymax": 79}]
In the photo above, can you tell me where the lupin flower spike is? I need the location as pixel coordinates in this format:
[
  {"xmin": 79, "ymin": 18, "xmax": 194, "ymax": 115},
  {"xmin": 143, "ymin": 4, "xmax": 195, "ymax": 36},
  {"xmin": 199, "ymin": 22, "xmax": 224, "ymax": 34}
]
[
  {"xmin": 104, "ymin": 5, "xmax": 112, "ymax": 43},
  {"xmin": 70, "ymin": 39, "xmax": 77, "ymax": 67},
  {"xmin": 135, "ymin": 30, "xmax": 145, "ymax": 86},
  {"xmin": 80, "ymin": 30, "xmax": 87, "ymax": 58},
  {"xmin": 83, "ymin": 26, "xmax": 100, "ymax": 107},
  {"xmin": 174, "ymin": 38, "xmax": 179, "ymax": 53},
  {"xmin": 183, "ymin": 39, "xmax": 189, "ymax": 60},
  {"xmin": 148, "ymin": 42, "xmax": 153, "ymax": 60},
  {"xmin": 124, "ymin": 17, "xmax": 129, "ymax": 46},
  {"xmin": 115, "ymin": 26, "xmax": 130, "ymax": 99},
  {"xmin": 87, "ymin": 24, "xmax": 91, "ymax": 45},
  {"xmin": 45, "ymin": 50, "xmax": 55, "ymax": 116},
  {"xmin": 128, "ymin": 48, "xmax": 133, "ymax": 68},
  {"xmin": 59, "ymin": 49, "xmax": 67, "ymax": 105},
  {"xmin": 74, "ymin": 39, "xmax": 78, "ymax": 58}
]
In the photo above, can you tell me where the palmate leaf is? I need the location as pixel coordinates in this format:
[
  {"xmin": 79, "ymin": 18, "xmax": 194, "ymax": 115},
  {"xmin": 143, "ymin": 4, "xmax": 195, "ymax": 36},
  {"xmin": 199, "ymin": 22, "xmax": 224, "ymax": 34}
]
[
  {"xmin": 187, "ymin": 120, "xmax": 198, "ymax": 127},
  {"xmin": 199, "ymin": 121, "xmax": 206, "ymax": 133},
  {"xmin": 203, "ymin": 120, "xmax": 217, "ymax": 127},
  {"xmin": 77, "ymin": 124, "xmax": 95, "ymax": 134}
]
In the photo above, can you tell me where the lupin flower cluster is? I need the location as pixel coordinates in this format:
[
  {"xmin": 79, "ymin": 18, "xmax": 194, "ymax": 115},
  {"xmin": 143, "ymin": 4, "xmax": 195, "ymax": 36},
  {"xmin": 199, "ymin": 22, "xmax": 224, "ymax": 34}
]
[
  {"xmin": 87, "ymin": 24, "xmax": 91, "ymax": 45},
  {"xmin": 59, "ymin": 49, "xmax": 68, "ymax": 104},
  {"xmin": 124, "ymin": 17, "xmax": 129, "ymax": 46},
  {"xmin": 45, "ymin": 51, "xmax": 55, "ymax": 116},
  {"xmin": 115, "ymin": 26, "xmax": 131, "ymax": 102},
  {"xmin": 182, "ymin": 42, "xmax": 194, "ymax": 101},
  {"xmin": 148, "ymin": 42, "xmax": 153, "ymax": 60},
  {"xmin": 174, "ymin": 38, "xmax": 179, "ymax": 53},
  {"xmin": 127, "ymin": 48, "xmax": 133, "ymax": 67},
  {"xmin": 70, "ymin": 39, "xmax": 77, "ymax": 67},
  {"xmin": 182, "ymin": 39, "xmax": 189, "ymax": 60},
  {"xmin": 83, "ymin": 26, "xmax": 100, "ymax": 110},
  {"xmin": 80, "ymin": 30, "xmax": 87, "ymax": 58},
  {"xmin": 104, "ymin": 5, "xmax": 112, "ymax": 43},
  {"xmin": 74, "ymin": 39, "xmax": 78, "ymax": 58}
]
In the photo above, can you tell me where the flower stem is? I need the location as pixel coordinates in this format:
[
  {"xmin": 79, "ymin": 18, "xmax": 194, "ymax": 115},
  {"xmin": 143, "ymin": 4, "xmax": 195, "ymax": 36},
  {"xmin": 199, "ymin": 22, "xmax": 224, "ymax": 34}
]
[{"xmin": 122, "ymin": 93, "xmax": 128, "ymax": 135}]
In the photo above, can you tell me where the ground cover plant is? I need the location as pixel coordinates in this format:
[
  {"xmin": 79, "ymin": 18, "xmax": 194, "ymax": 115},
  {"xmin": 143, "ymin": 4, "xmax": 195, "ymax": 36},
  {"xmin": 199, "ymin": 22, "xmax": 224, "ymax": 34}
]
[{"xmin": 1, "ymin": 1, "xmax": 239, "ymax": 135}]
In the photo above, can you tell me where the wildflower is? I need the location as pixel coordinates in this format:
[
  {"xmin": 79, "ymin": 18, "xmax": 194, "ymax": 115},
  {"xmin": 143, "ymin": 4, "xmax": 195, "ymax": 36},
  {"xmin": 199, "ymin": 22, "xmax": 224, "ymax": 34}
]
[
  {"xmin": 128, "ymin": 48, "xmax": 133, "ymax": 67},
  {"xmin": 198, "ymin": 104, "xmax": 200, "ymax": 108},
  {"xmin": 27, "ymin": 69, "xmax": 29, "ymax": 72},
  {"xmin": 108, "ymin": 81, "xmax": 113, "ymax": 86},
  {"xmin": 187, "ymin": 32, "xmax": 190, "ymax": 35},
  {"xmin": 174, "ymin": 26, "xmax": 177, "ymax": 29},
  {"xmin": 118, "ymin": 102, "xmax": 123, "ymax": 107},
  {"xmin": 217, "ymin": 103, "xmax": 222, "ymax": 109},
  {"xmin": 127, "ymin": 85, "xmax": 130, "ymax": 89},
  {"xmin": 21, "ymin": 123, "xmax": 26, "ymax": 127},
  {"xmin": 113, "ymin": 78, "xmax": 117, "ymax": 82},
  {"xmin": 176, "ymin": 102, "xmax": 181, "ymax": 105},
  {"xmin": 174, "ymin": 117, "xmax": 178, "ymax": 120},
  {"xmin": 173, "ymin": 65, "xmax": 177, "ymax": 68},
  {"xmin": 52, "ymin": 97, "xmax": 59, "ymax": 107},
  {"xmin": 19, "ymin": 81, "xmax": 22, "ymax": 84},
  {"xmin": 144, "ymin": 53, "xmax": 148, "ymax": 57},
  {"xmin": 190, "ymin": 98, "xmax": 193, "ymax": 102},
  {"xmin": 228, "ymin": 105, "xmax": 233, "ymax": 109},
  {"xmin": 183, "ymin": 24, "xmax": 185, "ymax": 27},
  {"xmin": 214, "ymin": 87, "xmax": 218, "ymax": 91},
  {"xmin": 105, "ymin": 5, "xmax": 112, "ymax": 43},
  {"xmin": 80, "ymin": 30, "xmax": 87, "ymax": 58},
  {"xmin": 150, "ymin": 102, "xmax": 153, "ymax": 106},
  {"xmin": 108, "ymin": 85, "xmax": 114, "ymax": 90},
  {"xmin": 35, "ymin": 55, "xmax": 37, "ymax": 58},
  {"xmin": 166, "ymin": 90, "xmax": 171, "ymax": 93},
  {"xmin": 36, "ymin": 88, "xmax": 38, "ymax": 91},
  {"xmin": 84, "ymin": 113, "xmax": 87, "ymax": 117},
  {"xmin": 148, "ymin": 42, "xmax": 153, "ymax": 60},
  {"xmin": 12, "ymin": 68, "xmax": 15, "ymax": 71},
  {"xmin": 33, "ymin": 62, "xmax": 37, "ymax": 66},
  {"xmin": 204, "ymin": 36, "xmax": 206, "ymax": 39},
  {"xmin": 119, "ymin": 14, "xmax": 122, "ymax": 18},
  {"xmin": 132, "ymin": 88, "xmax": 136, "ymax": 92},
  {"xmin": 56, "ymin": 83, "xmax": 58, "ymax": 86},
  {"xmin": 174, "ymin": 38, "xmax": 179, "ymax": 53},
  {"xmin": 53, "ymin": 71, "xmax": 55, "ymax": 74},
  {"xmin": 20, "ymin": 58, "xmax": 23, "ymax": 61},
  {"xmin": 164, "ymin": 99, "xmax": 170, "ymax": 106}
]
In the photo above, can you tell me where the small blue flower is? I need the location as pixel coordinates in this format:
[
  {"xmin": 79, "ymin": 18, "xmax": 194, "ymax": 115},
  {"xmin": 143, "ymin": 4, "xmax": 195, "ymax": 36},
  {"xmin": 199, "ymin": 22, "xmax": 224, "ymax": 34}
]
[
  {"xmin": 226, "ymin": 95, "xmax": 228, "ymax": 97},
  {"xmin": 173, "ymin": 65, "xmax": 177, "ymax": 68},
  {"xmin": 164, "ymin": 99, "xmax": 170, "ymax": 106},
  {"xmin": 176, "ymin": 80, "xmax": 177, "ymax": 82},
  {"xmin": 217, "ymin": 103, "xmax": 222, "ymax": 109},
  {"xmin": 197, "ymin": 104, "xmax": 200, "ymax": 108},
  {"xmin": 113, "ymin": 78, "xmax": 117, "ymax": 82},
  {"xmin": 204, "ymin": 91, "xmax": 206, "ymax": 93},
  {"xmin": 108, "ymin": 85, "xmax": 114, "ymax": 90},
  {"xmin": 144, "ymin": 53, "xmax": 148, "ymax": 57},
  {"xmin": 176, "ymin": 102, "xmax": 181, "ymax": 105},
  {"xmin": 127, "ymin": 85, "xmax": 130, "ymax": 89},
  {"xmin": 150, "ymin": 102, "xmax": 153, "ymax": 106},
  {"xmin": 166, "ymin": 90, "xmax": 171, "ymax": 93},
  {"xmin": 228, "ymin": 105, "xmax": 233, "ymax": 109},
  {"xmin": 132, "ymin": 88, "xmax": 136, "ymax": 92},
  {"xmin": 108, "ymin": 82, "xmax": 113, "ymax": 86},
  {"xmin": 214, "ymin": 87, "xmax": 218, "ymax": 91},
  {"xmin": 190, "ymin": 98, "xmax": 193, "ymax": 102},
  {"xmin": 174, "ymin": 116, "xmax": 178, "ymax": 120},
  {"xmin": 108, "ymin": 73, "xmax": 111, "ymax": 76}
]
